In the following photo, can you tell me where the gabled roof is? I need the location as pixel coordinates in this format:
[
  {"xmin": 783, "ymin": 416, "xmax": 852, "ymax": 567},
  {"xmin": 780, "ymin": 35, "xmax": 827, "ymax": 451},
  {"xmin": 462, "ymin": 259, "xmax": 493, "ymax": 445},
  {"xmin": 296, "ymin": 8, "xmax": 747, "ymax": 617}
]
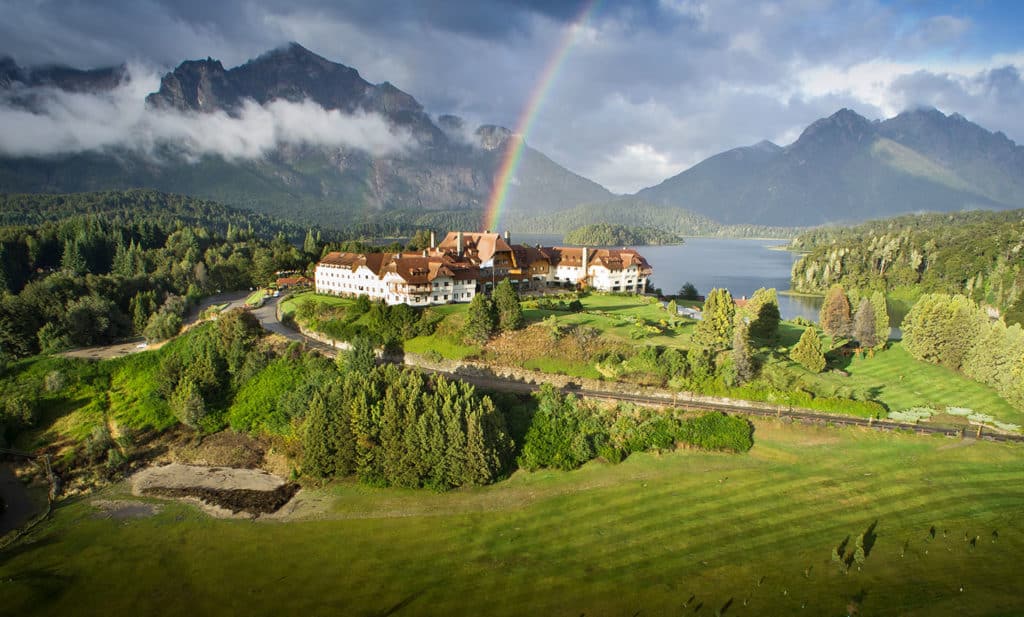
[
  {"xmin": 437, "ymin": 232, "xmax": 513, "ymax": 263},
  {"xmin": 318, "ymin": 251, "xmax": 390, "ymax": 275},
  {"xmin": 548, "ymin": 247, "xmax": 586, "ymax": 267},
  {"xmin": 589, "ymin": 248, "xmax": 653, "ymax": 274}
]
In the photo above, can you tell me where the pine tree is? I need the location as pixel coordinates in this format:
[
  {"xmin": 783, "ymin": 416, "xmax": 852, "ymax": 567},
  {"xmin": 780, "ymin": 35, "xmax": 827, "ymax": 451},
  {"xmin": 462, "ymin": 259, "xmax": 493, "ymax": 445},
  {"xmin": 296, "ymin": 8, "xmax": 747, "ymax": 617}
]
[
  {"xmin": 693, "ymin": 288, "xmax": 735, "ymax": 350},
  {"xmin": 0, "ymin": 243, "xmax": 9, "ymax": 294},
  {"xmin": 853, "ymin": 298, "xmax": 877, "ymax": 348},
  {"xmin": 61, "ymin": 239, "xmax": 87, "ymax": 275},
  {"xmin": 870, "ymin": 291, "xmax": 889, "ymax": 348},
  {"xmin": 493, "ymin": 279, "xmax": 524, "ymax": 332},
  {"xmin": 791, "ymin": 327, "xmax": 826, "ymax": 372},
  {"xmin": 302, "ymin": 392, "xmax": 335, "ymax": 478},
  {"xmin": 303, "ymin": 229, "xmax": 318, "ymax": 257},
  {"xmin": 731, "ymin": 321, "xmax": 755, "ymax": 384},
  {"xmin": 463, "ymin": 294, "xmax": 497, "ymax": 343},
  {"xmin": 341, "ymin": 336, "xmax": 376, "ymax": 374},
  {"xmin": 170, "ymin": 377, "xmax": 206, "ymax": 428}
]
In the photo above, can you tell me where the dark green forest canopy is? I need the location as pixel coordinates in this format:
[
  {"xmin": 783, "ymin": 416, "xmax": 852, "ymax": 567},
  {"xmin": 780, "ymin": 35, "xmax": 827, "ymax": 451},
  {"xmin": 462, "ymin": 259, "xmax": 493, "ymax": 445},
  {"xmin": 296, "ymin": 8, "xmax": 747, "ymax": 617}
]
[
  {"xmin": 563, "ymin": 223, "xmax": 683, "ymax": 246},
  {"xmin": 0, "ymin": 191, "xmax": 319, "ymax": 357},
  {"xmin": 790, "ymin": 209, "xmax": 1024, "ymax": 323},
  {"xmin": 0, "ymin": 190, "xmax": 313, "ymax": 239}
]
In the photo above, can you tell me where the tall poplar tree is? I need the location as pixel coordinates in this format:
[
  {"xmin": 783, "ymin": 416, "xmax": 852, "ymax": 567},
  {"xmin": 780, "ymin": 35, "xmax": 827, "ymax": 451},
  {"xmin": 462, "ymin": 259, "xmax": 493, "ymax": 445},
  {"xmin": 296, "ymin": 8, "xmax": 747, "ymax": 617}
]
[
  {"xmin": 731, "ymin": 322, "xmax": 755, "ymax": 384},
  {"xmin": 819, "ymin": 284, "xmax": 852, "ymax": 339},
  {"xmin": 869, "ymin": 291, "xmax": 890, "ymax": 348},
  {"xmin": 853, "ymin": 298, "xmax": 877, "ymax": 348}
]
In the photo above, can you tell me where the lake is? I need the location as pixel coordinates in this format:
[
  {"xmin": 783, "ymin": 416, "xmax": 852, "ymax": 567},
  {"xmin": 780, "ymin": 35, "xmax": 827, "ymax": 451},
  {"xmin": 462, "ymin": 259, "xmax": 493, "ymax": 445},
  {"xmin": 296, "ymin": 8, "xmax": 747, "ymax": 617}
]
[{"xmin": 515, "ymin": 235, "xmax": 822, "ymax": 321}]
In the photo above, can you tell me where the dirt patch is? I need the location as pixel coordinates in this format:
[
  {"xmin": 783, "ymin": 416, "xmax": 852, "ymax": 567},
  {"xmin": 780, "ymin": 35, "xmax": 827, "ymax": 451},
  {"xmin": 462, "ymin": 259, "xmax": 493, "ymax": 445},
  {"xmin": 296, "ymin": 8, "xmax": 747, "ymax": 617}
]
[
  {"xmin": 91, "ymin": 499, "xmax": 162, "ymax": 520},
  {"xmin": 141, "ymin": 484, "xmax": 299, "ymax": 515},
  {"xmin": 130, "ymin": 464, "xmax": 299, "ymax": 517},
  {"xmin": 170, "ymin": 432, "xmax": 268, "ymax": 469}
]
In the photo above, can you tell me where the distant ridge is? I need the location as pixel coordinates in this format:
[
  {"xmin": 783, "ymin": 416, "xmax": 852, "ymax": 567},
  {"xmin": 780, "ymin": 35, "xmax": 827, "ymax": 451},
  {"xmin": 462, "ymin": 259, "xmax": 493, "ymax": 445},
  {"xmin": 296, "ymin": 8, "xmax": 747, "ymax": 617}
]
[{"xmin": 634, "ymin": 107, "xmax": 1024, "ymax": 226}]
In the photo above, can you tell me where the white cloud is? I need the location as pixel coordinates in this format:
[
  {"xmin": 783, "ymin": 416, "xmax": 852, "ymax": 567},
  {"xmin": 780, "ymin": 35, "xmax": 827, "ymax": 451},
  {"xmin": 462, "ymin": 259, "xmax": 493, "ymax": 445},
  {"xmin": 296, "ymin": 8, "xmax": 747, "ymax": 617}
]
[
  {"xmin": 589, "ymin": 143, "xmax": 686, "ymax": 194},
  {"xmin": 0, "ymin": 65, "xmax": 415, "ymax": 160}
]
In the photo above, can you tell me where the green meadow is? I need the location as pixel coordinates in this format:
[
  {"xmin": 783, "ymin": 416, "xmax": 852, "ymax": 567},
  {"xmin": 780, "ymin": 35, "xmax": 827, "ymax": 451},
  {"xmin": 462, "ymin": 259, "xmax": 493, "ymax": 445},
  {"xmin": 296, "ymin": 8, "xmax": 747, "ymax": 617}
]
[{"xmin": 3, "ymin": 420, "xmax": 1023, "ymax": 616}]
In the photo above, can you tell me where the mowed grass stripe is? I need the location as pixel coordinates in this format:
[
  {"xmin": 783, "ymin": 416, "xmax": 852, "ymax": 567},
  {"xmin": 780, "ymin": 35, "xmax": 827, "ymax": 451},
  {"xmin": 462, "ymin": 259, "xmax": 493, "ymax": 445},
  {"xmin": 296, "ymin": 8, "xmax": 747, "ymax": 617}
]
[{"xmin": 4, "ymin": 424, "xmax": 1024, "ymax": 617}]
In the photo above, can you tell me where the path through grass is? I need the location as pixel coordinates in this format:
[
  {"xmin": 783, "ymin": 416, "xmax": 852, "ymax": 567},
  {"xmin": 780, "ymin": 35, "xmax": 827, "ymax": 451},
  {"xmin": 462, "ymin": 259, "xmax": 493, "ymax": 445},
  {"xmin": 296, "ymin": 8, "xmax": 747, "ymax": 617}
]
[{"xmin": 3, "ymin": 420, "xmax": 1022, "ymax": 616}]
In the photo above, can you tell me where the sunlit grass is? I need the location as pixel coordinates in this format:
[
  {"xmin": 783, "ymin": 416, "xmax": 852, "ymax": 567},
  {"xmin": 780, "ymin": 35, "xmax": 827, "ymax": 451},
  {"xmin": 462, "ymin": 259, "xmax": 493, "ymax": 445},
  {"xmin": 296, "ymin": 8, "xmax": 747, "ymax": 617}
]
[{"xmin": 4, "ymin": 420, "xmax": 1023, "ymax": 616}]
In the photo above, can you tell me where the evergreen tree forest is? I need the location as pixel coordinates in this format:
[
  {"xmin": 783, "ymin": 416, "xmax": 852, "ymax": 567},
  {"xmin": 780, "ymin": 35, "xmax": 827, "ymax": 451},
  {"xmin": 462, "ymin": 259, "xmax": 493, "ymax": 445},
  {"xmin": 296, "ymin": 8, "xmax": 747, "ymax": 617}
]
[
  {"xmin": 0, "ymin": 191, "xmax": 319, "ymax": 357},
  {"xmin": 790, "ymin": 209, "xmax": 1024, "ymax": 325},
  {"xmin": 563, "ymin": 223, "xmax": 683, "ymax": 246}
]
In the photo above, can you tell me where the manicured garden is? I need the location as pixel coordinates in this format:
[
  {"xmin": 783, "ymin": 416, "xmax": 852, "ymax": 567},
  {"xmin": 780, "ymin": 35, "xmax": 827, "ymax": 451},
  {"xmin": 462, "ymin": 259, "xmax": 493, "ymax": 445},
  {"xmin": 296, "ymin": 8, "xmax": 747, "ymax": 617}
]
[{"xmin": 3, "ymin": 420, "xmax": 1022, "ymax": 616}]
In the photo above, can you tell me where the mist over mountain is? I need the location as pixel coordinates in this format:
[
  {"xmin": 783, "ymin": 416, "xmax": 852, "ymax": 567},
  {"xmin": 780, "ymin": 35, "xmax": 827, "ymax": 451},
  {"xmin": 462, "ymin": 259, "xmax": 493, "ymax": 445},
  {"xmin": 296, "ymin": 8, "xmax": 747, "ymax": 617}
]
[
  {"xmin": 2, "ymin": 44, "xmax": 1022, "ymax": 230},
  {"xmin": 634, "ymin": 107, "xmax": 1024, "ymax": 226},
  {"xmin": 0, "ymin": 44, "xmax": 612, "ymax": 228}
]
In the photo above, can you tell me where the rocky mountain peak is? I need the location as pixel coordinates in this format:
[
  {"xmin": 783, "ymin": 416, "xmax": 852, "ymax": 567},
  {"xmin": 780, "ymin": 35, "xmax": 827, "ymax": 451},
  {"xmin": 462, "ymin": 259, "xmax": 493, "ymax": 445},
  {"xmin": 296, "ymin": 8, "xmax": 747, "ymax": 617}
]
[
  {"xmin": 475, "ymin": 125, "xmax": 513, "ymax": 150},
  {"xmin": 790, "ymin": 107, "xmax": 875, "ymax": 155}
]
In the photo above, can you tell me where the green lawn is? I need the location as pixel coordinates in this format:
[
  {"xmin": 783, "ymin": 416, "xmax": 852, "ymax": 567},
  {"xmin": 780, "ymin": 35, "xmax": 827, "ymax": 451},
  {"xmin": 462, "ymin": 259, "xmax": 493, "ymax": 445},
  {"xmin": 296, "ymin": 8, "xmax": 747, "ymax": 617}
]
[
  {"xmin": 794, "ymin": 343, "xmax": 1023, "ymax": 425},
  {"xmin": 280, "ymin": 291, "xmax": 351, "ymax": 319},
  {"xmin": 3, "ymin": 420, "xmax": 1023, "ymax": 616},
  {"xmin": 245, "ymin": 289, "xmax": 266, "ymax": 306}
]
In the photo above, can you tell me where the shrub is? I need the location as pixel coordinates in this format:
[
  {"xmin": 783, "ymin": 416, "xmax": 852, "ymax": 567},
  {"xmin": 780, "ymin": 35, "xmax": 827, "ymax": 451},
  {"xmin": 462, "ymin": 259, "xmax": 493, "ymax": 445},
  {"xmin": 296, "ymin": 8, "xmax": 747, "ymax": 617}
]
[{"xmin": 677, "ymin": 412, "xmax": 753, "ymax": 452}]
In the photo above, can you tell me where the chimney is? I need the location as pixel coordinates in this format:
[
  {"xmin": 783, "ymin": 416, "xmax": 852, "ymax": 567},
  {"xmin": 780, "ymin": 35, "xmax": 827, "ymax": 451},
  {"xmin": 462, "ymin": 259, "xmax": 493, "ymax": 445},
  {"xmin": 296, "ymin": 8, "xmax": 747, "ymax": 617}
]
[
  {"xmin": 429, "ymin": 231, "xmax": 436, "ymax": 249},
  {"xmin": 457, "ymin": 231, "xmax": 464, "ymax": 256},
  {"xmin": 504, "ymin": 229, "xmax": 511, "ymax": 243}
]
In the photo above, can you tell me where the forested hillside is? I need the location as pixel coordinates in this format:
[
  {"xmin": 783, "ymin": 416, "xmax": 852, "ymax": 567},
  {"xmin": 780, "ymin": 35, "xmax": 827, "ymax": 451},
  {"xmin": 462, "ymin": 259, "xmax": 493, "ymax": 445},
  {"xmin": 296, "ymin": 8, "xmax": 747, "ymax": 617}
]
[
  {"xmin": 790, "ymin": 209, "xmax": 1024, "ymax": 324},
  {"xmin": 0, "ymin": 191, "xmax": 316, "ymax": 358},
  {"xmin": 563, "ymin": 223, "xmax": 682, "ymax": 246},
  {"xmin": 516, "ymin": 198, "xmax": 796, "ymax": 238},
  {"xmin": 0, "ymin": 190, "xmax": 309, "ymax": 238}
]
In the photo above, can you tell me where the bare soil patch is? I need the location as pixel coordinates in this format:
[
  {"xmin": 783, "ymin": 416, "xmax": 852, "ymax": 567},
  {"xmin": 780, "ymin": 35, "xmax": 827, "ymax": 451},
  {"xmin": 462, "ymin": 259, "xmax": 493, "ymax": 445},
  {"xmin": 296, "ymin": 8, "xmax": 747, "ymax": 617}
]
[
  {"xmin": 130, "ymin": 464, "xmax": 299, "ymax": 517},
  {"xmin": 169, "ymin": 432, "xmax": 268, "ymax": 469},
  {"xmin": 91, "ymin": 499, "xmax": 162, "ymax": 520}
]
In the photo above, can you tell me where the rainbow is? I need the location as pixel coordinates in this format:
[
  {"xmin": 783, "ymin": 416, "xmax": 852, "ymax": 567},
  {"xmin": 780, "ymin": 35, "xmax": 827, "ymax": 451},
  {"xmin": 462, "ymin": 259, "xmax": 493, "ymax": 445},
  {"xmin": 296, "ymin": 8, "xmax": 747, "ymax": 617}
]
[{"xmin": 482, "ymin": 0, "xmax": 598, "ymax": 233}]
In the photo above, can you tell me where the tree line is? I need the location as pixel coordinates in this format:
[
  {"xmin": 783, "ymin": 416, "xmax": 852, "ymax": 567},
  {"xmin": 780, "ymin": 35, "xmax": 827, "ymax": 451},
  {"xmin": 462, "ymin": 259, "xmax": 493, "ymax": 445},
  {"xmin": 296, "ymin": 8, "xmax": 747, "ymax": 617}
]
[
  {"xmin": 902, "ymin": 293, "xmax": 1024, "ymax": 410},
  {"xmin": 790, "ymin": 209, "xmax": 1024, "ymax": 325}
]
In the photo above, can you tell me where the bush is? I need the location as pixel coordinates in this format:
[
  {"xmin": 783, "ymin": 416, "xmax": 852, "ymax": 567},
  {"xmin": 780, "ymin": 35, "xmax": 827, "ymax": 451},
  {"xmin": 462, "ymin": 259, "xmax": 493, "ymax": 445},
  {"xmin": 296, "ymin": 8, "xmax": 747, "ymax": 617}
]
[{"xmin": 676, "ymin": 412, "xmax": 753, "ymax": 452}]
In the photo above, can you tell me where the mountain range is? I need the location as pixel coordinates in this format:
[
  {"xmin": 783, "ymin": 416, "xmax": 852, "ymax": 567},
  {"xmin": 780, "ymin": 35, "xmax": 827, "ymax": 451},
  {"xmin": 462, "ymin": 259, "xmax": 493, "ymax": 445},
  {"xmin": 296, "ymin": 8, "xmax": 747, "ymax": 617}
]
[
  {"xmin": 0, "ymin": 43, "xmax": 611, "ymax": 229},
  {"xmin": 637, "ymin": 107, "xmax": 1024, "ymax": 226},
  {"xmin": 1, "ymin": 43, "xmax": 1022, "ymax": 230}
]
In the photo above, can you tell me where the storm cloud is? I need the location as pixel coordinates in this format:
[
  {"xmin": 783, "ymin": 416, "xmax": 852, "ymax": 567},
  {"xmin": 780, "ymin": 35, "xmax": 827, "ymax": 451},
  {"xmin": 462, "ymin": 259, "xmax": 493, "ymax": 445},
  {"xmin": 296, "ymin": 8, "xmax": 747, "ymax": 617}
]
[{"xmin": 1, "ymin": 0, "xmax": 1021, "ymax": 193}]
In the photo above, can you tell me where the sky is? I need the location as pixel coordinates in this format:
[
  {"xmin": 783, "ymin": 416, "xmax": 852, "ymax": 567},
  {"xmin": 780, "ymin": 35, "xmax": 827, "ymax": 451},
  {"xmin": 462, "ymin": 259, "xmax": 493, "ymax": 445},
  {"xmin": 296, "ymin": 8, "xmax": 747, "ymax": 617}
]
[{"xmin": 1, "ymin": 0, "xmax": 1022, "ymax": 194}]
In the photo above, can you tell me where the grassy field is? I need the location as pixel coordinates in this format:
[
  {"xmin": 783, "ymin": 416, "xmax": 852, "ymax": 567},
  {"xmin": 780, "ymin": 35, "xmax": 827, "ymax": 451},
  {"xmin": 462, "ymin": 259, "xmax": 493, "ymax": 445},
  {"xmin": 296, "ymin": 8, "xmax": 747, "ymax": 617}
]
[
  {"xmin": 795, "ymin": 343, "xmax": 1024, "ymax": 425},
  {"xmin": 3, "ymin": 420, "xmax": 1023, "ymax": 616}
]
